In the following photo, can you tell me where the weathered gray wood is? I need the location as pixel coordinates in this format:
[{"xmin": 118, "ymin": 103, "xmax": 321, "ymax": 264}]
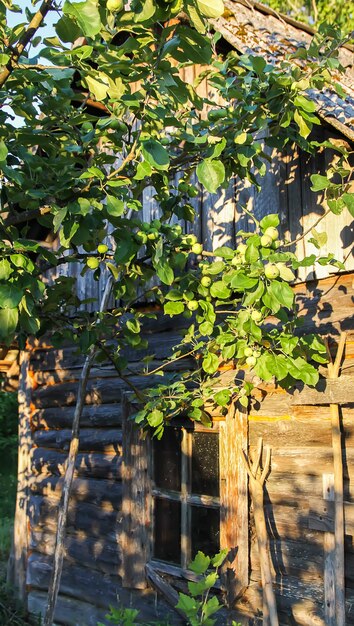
[
  {"xmin": 323, "ymin": 473, "xmax": 336, "ymax": 626},
  {"xmin": 220, "ymin": 406, "xmax": 249, "ymax": 605},
  {"xmin": 28, "ymin": 590, "xmax": 111, "ymax": 626},
  {"xmin": 8, "ymin": 350, "xmax": 32, "ymax": 599},
  {"xmin": 121, "ymin": 395, "xmax": 151, "ymax": 589},
  {"xmin": 33, "ymin": 428, "xmax": 122, "ymax": 452},
  {"xmin": 31, "ymin": 449, "xmax": 122, "ymax": 480},
  {"xmin": 30, "ymin": 475, "xmax": 123, "ymax": 508},
  {"xmin": 29, "ymin": 494, "xmax": 122, "ymax": 539},
  {"xmin": 291, "ymin": 375, "xmax": 354, "ymax": 406},
  {"xmin": 29, "ymin": 529, "xmax": 122, "ymax": 575},
  {"xmin": 32, "ymin": 403, "xmax": 123, "ymax": 430},
  {"xmin": 145, "ymin": 563, "xmax": 184, "ymax": 619}
]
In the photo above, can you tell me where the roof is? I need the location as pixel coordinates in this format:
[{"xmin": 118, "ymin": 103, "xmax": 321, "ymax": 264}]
[{"xmin": 213, "ymin": 0, "xmax": 354, "ymax": 141}]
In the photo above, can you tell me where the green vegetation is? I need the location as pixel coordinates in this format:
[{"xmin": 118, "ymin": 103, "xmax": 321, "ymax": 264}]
[{"xmin": 263, "ymin": 0, "xmax": 354, "ymax": 35}]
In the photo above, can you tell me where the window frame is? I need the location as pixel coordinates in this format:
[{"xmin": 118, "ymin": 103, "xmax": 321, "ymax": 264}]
[{"xmin": 121, "ymin": 394, "xmax": 249, "ymax": 605}]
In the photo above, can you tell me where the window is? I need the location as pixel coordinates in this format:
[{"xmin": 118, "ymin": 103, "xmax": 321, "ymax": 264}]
[
  {"xmin": 121, "ymin": 395, "xmax": 249, "ymax": 606},
  {"xmin": 152, "ymin": 426, "xmax": 220, "ymax": 568}
]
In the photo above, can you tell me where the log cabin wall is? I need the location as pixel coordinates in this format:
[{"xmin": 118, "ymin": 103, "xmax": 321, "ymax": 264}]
[{"xmin": 18, "ymin": 271, "xmax": 354, "ymax": 625}]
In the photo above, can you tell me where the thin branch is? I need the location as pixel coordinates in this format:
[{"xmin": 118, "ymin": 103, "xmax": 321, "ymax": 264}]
[
  {"xmin": 142, "ymin": 348, "xmax": 198, "ymax": 376},
  {"xmin": 3, "ymin": 205, "xmax": 52, "ymax": 227},
  {"xmin": 0, "ymin": 0, "xmax": 55, "ymax": 89},
  {"xmin": 282, "ymin": 207, "xmax": 331, "ymax": 248}
]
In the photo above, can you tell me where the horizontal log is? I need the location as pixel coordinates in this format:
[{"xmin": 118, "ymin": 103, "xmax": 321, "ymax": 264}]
[
  {"xmin": 29, "ymin": 494, "xmax": 122, "ymax": 539},
  {"xmin": 32, "ymin": 403, "xmax": 123, "ymax": 430},
  {"xmin": 30, "ymin": 332, "xmax": 185, "ymax": 371},
  {"xmin": 30, "ymin": 475, "xmax": 122, "ymax": 508},
  {"xmin": 33, "ymin": 357, "xmax": 196, "ymax": 386},
  {"xmin": 29, "ymin": 529, "xmax": 122, "ymax": 575},
  {"xmin": 33, "ymin": 428, "xmax": 122, "ymax": 452},
  {"xmin": 31, "ymin": 375, "xmax": 163, "ymax": 408},
  {"xmin": 31, "ymin": 449, "xmax": 122, "ymax": 480},
  {"xmin": 27, "ymin": 559, "xmax": 182, "ymax": 625},
  {"xmin": 291, "ymin": 375, "xmax": 354, "ymax": 405},
  {"xmin": 263, "ymin": 501, "xmax": 354, "ymax": 540},
  {"xmin": 28, "ymin": 590, "xmax": 110, "ymax": 626}
]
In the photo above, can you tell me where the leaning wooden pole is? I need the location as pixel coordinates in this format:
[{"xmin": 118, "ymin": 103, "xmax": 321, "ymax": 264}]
[
  {"xmin": 242, "ymin": 438, "xmax": 278, "ymax": 626},
  {"xmin": 43, "ymin": 276, "xmax": 114, "ymax": 626},
  {"xmin": 326, "ymin": 332, "xmax": 347, "ymax": 626}
]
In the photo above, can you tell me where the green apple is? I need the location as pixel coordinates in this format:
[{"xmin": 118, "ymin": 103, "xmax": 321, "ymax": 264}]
[
  {"xmin": 147, "ymin": 229, "xmax": 158, "ymax": 240},
  {"xmin": 97, "ymin": 244, "xmax": 108, "ymax": 254},
  {"xmin": 264, "ymin": 264, "xmax": 280, "ymax": 280},
  {"xmin": 246, "ymin": 355, "xmax": 257, "ymax": 367},
  {"xmin": 187, "ymin": 300, "xmax": 199, "ymax": 311},
  {"xmin": 107, "ymin": 0, "xmax": 123, "ymax": 11},
  {"xmin": 260, "ymin": 234, "xmax": 273, "ymax": 248},
  {"xmin": 201, "ymin": 276, "xmax": 212, "ymax": 287},
  {"xmin": 251, "ymin": 310, "xmax": 263, "ymax": 322},
  {"xmin": 244, "ymin": 347, "xmax": 253, "ymax": 357},
  {"xmin": 87, "ymin": 257, "xmax": 100, "ymax": 270},
  {"xmin": 264, "ymin": 226, "xmax": 279, "ymax": 241},
  {"xmin": 192, "ymin": 243, "xmax": 203, "ymax": 255}
]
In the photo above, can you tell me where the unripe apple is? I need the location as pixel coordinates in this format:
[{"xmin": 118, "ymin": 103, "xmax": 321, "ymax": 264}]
[
  {"xmin": 151, "ymin": 219, "xmax": 161, "ymax": 229},
  {"xmin": 264, "ymin": 226, "xmax": 279, "ymax": 241},
  {"xmin": 231, "ymin": 256, "xmax": 242, "ymax": 266},
  {"xmin": 107, "ymin": 0, "xmax": 123, "ymax": 11},
  {"xmin": 187, "ymin": 300, "xmax": 199, "ymax": 311},
  {"xmin": 260, "ymin": 234, "xmax": 273, "ymax": 248},
  {"xmin": 201, "ymin": 275, "xmax": 212, "ymax": 287},
  {"xmin": 253, "ymin": 350, "xmax": 261, "ymax": 358},
  {"xmin": 251, "ymin": 310, "xmax": 263, "ymax": 322},
  {"xmin": 87, "ymin": 257, "xmax": 100, "ymax": 270},
  {"xmin": 246, "ymin": 355, "xmax": 257, "ymax": 367},
  {"xmin": 264, "ymin": 264, "xmax": 280, "ymax": 280},
  {"xmin": 147, "ymin": 229, "xmax": 158, "ymax": 240},
  {"xmin": 244, "ymin": 347, "xmax": 253, "ymax": 357},
  {"xmin": 185, "ymin": 234, "xmax": 197, "ymax": 246},
  {"xmin": 97, "ymin": 244, "xmax": 108, "ymax": 254},
  {"xmin": 135, "ymin": 230, "xmax": 147, "ymax": 244},
  {"xmin": 192, "ymin": 243, "xmax": 203, "ymax": 255},
  {"xmin": 237, "ymin": 243, "xmax": 247, "ymax": 255}
]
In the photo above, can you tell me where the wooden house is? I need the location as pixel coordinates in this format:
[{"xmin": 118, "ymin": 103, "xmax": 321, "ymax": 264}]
[{"xmin": 4, "ymin": 1, "xmax": 354, "ymax": 624}]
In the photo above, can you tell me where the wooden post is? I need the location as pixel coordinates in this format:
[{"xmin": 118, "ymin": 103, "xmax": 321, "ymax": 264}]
[
  {"xmin": 220, "ymin": 404, "xmax": 248, "ymax": 606},
  {"xmin": 242, "ymin": 438, "xmax": 278, "ymax": 626},
  {"xmin": 323, "ymin": 473, "xmax": 335, "ymax": 626},
  {"xmin": 325, "ymin": 332, "xmax": 347, "ymax": 626},
  {"xmin": 7, "ymin": 350, "xmax": 32, "ymax": 600}
]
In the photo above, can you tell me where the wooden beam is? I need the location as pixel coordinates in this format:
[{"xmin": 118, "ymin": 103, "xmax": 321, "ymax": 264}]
[
  {"xmin": 323, "ymin": 474, "xmax": 336, "ymax": 626},
  {"xmin": 291, "ymin": 375, "xmax": 354, "ymax": 406}
]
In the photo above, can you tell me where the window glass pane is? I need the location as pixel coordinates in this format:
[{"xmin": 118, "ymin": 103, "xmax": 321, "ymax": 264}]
[
  {"xmin": 191, "ymin": 433, "xmax": 219, "ymax": 496},
  {"xmin": 153, "ymin": 498, "xmax": 181, "ymax": 565},
  {"xmin": 191, "ymin": 506, "xmax": 220, "ymax": 557},
  {"xmin": 153, "ymin": 427, "xmax": 182, "ymax": 491}
]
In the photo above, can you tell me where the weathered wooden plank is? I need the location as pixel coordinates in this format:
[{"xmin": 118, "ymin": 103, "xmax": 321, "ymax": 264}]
[
  {"xmin": 323, "ymin": 474, "xmax": 336, "ymax": 626},
  {"xmin": 30, "ymin": 475, "xmax": 123, "ymax": 508},
  {"xmin": 32, "ymin": 403, "xmax": 123, "ymax": 430},
  {"xmin": 291, "ymin": 375, "xmax": 354, "ymax": 406},
  {"xmin": 33, "ymin": 428, "xmax": 122, "ymax": 452},
  {"xmin": 121, "ymin": 395, "xmax": 151, "ymax": 589},
  {"xmin": 29, "ymin": 494, "xmax": 122, "ymax": 539},
  {"xmin": 220, "ymin": 407, "xmax": 248, "ymax": 604},
  {"xmin": 29, "ymin": 529, "xmax": 122, "ymax": 575},
  {"xmin": 31, "ymin": 449, "xmax": 122, "ymax": 480},
  {"xmin": 8, "ymin": 350, "xmax": 32, "ymax": 598},
  {"xmin": 28, "ymin": 590, "xmax": 111, "ymax": 626}
]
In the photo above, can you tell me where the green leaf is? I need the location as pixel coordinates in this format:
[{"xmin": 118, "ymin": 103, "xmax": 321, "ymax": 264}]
[
  {"xmin": 0, "ymin": 308, "xmax": 18, "ymax": 341},
  {"xmin": 288, "ymin": 357, "xmax": 319, "ymax": 386},
  {"xmin": 0, "ymin": 140, "xmax": 8, "ymax": 163},
  {"xmin": 0, "ymin": 284, "xmax": 22, "ymax": 309},
  {"xmin": 164, "ymin": 301, "xmax": 184, "ymax": 315},
  {"xmin": 212, "ymin": 246, "xmax": 234, "ymax": 259},
  {"xmin": 126, "ymin": 318, "xmax": 141, "ymax": 334},
  {"xmin": 310, "ymin": 174, "xmax": 330, "ymax": 192},
  {"xmin": 230, "ymin": 273, "xmax": 258, "ymax": 291},
  {"xmin": 63, "ymin": 0, "xmax": 102, "ymax": 37},
  {"xmin": 142, "ymin": 139, "xmax": 170, "ymax": 171},
  {"xmin": 85, "ymin": 74, "xmax": 109, "ymax": 101},
  {"xmin": 134, "ymin": 161, "xmax": 152, "ymax": 180},
  {"xmin": 199, "ymin": 320, "xmax": 214, "ymax": 335},
  {"xmin": 294, "ymin": 94, "xmax": 316, "ymax": 113},
  {"xmin": 294, "ymin": 109, "xmax": 311, "ymax": 138},
  {"xmin": 156, "ymin": 259, "xmax": 174, "ymax": 285},
  {"xmin": 189, "ymin": 551, "xmax": 210, "ymax": 574},
  {"xmin": 210, "ymin": 280, "xmax": 231, "ymax": 299},
  {"xmin": 106, "ymin": 195, "xmax": 125, "ymax": 216},
  {"xmin": 55, "ymin": 15, "xmax": 81, "ymax": 42},
  {"xmin": 196, "ymin": 0, "xmax": 224, "ymax": 17},
  {"xmin": 251, "ymin": 56, "xmax": 266, "ymax": 75},
  {"xmin": 165, "ymin": 289, "xmax": 183, "ymax": 301},
  {"xmin": 0, "ymin": 259, "xmax": 11, "ymax": 281},
  {"xmin": 245, "ymin": 242, "xmax": 260, "ymax": 263},
  {"xmin": 342, "ymin": 192, "xmax": 354, "ymax": 217},
  {"xmin": 268, "ymin": 280, "xmax": 294, "ymax": 309},
  {"xmin": 259, "ymin": 214, "xmax": 280, "ymax": 231},
  {"xmin": 265, "ymin": 354, "xmax": 289, "ymax": 380},
  {"xmin": 147, "ymin": 409, "xmax": 164, "ymax": 427},
  {"xmin": 202, "ymin": 352, "xmax": 219, "ymax": 374},
  {"xmin": 176, "ymin": 592, "xmax": 198, "ymax": 614},
  {"xmin": 214, "ymin": 389, "xmax": 231, "ymax": 406},
  {"xmin": 134, "ymin": 0, "xmax": 156, "ymax": 22},
  {"xmin": 196, "ymin": 159, "xmax": 225, "ymax": 194}
]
